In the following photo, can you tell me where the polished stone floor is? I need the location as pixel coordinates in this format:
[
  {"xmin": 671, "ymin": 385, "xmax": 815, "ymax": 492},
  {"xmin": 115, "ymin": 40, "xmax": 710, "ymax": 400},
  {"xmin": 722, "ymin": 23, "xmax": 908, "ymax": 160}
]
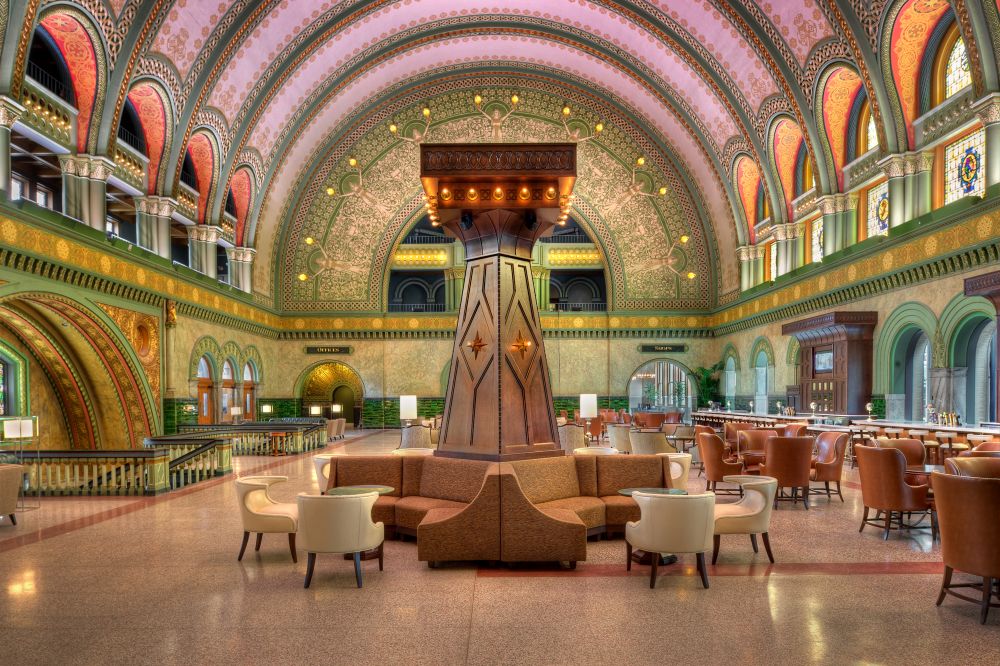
[{"xmin": 1, "ymin": 429, "xmax": 998, "ymax": 665}]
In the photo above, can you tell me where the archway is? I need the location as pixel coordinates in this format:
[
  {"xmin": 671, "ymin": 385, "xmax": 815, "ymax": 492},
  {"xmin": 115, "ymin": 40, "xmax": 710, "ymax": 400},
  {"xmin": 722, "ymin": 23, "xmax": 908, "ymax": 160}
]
[
  {"xmin": 332, "ymin": 385, "xmax": 356, "ymax": 425},
  {"xmin": 891, "ymin": 327, "xmax": 931, "ymax": 421},
  {"xmin": 625, "ymin": 358, "xmax": 696, "ymax": 417},
  {"xmin": 196, "ymin": 356, "xmax": 214, "ymax": 425},
  {"xmin": 296, "ymin": 361, "xmax": 365, "ymax": 425}
]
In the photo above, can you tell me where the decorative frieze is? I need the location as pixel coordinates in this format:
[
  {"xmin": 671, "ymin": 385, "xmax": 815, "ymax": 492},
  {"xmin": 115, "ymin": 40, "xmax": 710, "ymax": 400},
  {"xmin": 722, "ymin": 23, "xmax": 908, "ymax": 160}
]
[
  {"xmin": 187, "ymin": 225, "xmax": 222, "ymax": 243},
  {"xmin": 227, "ymin": 247, "xmax": 256, "ymax": 264},
  {"xmin": 134, "ymin": 196, "xmax": 177, "ymax": 218},
  {"xmin": 877, "ymin": 154, "xmax": 907, "ymax": 180},
  {"xmin": 913, "ymin": 88, "xmax": 976, "ymax": 148},
  {"xmin": 0, "ymin": 95, "xmax": 25, "ymax": 128},
  {"xmin": 772, "ymin": 221, "xmax": 805, "ymax": 242},
  {"xmin": 59, "ymin": 154, "xmax": 115, "ymax": 181},
  {"xmin": 974, "ymin": 92, "xmax": 1000, "ymax": 126}
]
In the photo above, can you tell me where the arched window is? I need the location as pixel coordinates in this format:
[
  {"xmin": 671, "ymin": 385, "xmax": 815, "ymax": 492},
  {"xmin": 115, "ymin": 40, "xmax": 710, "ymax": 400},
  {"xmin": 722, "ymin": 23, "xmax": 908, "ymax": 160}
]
[
  {"xmin": 898, "ymin": 332, "xmax": 931, "ymax": 421},
  {"xmin": 866, "ymin": 182, "xmax": 890, "ymax": 238},
  {"xmin": 943, "ymin": 38, "xmax": 971, "ymax": 100},
  {"xmin": 220, "ymin": 360, "xmax": 236, "ymax": 422},
  {"xmin": 242, "ymin": 362, "xmax": 257, "ymax": 417},
  {"xmin": 627, "ymin": 360, "xmax": 695, "ymax": 416},
  {"xmin": 117, "ymin": 99, "xmax": 146, "ymax": 154},
  {"xmin": 26, "ymin": 27, "xmax": 74, "ymax": 104},
  {"xmin": 811, "ymin": 218, "xmax": 824, "ymax": 263},
  {"xmin": 865, "ymin": 114, "xmax": 878, "ymax": 154},
  {"xmin": 723, "ymin": 357, "xmax": 737, "ymax": 407},
  {"xmin": 954, "ymin": 318, "xmax": 996, "ymax": 425},
  {"xmin": 196, "ymin": 356, "xmax": 214, "ymax": 424},
  {"xmin": 754, "ymin": 350, "xmax": 770, "ymax": 415},
  {"xmin": 180, "ymin": 152, "xmax": 197, "ymax": 189}
]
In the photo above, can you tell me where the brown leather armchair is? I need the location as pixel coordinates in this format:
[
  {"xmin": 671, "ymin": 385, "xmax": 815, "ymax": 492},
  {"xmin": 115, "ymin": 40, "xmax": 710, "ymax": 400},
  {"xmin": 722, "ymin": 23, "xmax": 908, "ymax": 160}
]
[
  {"xmin": 877, "ymin": 438, "xmax": 928, "ymax": 485},
  {"xmin": 697, "ymin": 433, "xmax": 743, "ymax": 493},
  {"xmin": 855, "ymin": 445, "xmax": 936, "ymax": 541},
  {"xmin": 959, "ymin": 442, "xmax": 1000, "ymax": 457},
  {"xmin": 737, "ymin": 429, "xmax": 778, "ymax": 473},
  {"xmin": 810, "ymin": 431, "xmax": 849, "ymax": 501},
  {"xmin": 932, "ymin": 468, "xmax": 1000, "ymax": 623},
  {"xmin": 759, "ymin": 437, "xmax": 814, "ymax": 509},
  {"xmin": 944, "ymin": 457, "xmax": 1000, "ymax": 477},
  {"xmin": 724, "ymin": 422, "xmax": 755, "ymax": 449},
  {"xmin": 781, "ymin": 423, "xmax": 809, "ymax": 437}
]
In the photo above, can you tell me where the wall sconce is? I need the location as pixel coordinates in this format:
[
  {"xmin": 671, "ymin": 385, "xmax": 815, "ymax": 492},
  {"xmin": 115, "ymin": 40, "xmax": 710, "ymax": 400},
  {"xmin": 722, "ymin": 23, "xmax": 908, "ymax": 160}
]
[
  {"xmin": 260, "ymin": 404, "xmax": 273, "ymax": 414},
  {"xmin": 309, "ymin": 405, "xmax": 322, "ymax": 416},
  {"xmin": 2, "ymin": 418, "xmax": 34, "ymax": 440},
  {"xmin": 331, "ymin": 404, "xmax": 343, "ymax": 414}
]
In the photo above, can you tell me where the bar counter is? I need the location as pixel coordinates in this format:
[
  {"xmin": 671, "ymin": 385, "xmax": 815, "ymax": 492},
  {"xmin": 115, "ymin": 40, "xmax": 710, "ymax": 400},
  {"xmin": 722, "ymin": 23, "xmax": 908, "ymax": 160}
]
[{"xmin": 847, "ymin": 419, "xmax": 1000, "ymax": 440}]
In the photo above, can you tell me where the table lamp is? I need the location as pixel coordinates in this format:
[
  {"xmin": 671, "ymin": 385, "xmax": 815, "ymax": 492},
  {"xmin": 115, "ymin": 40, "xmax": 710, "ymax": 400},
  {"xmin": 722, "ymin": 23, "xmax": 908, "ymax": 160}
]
[
  {"xmin": 229, "ymin": 406, "xmax": 242, "ymax": 425},
  {"xmin": 580, "ymin": 394, "xmax": 597, "ymax": 439},
  {"xmin": 400, "ymin": 395, "xmax": 417, "ymax": 427}
]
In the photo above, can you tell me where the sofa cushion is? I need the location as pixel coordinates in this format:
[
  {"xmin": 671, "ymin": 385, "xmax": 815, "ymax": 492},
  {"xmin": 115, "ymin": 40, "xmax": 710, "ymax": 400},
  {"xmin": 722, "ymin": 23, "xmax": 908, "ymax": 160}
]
[
  {"xmin": 418, "ymin": 457, "xmax": 491, "ymax": 503},
  {"xmin": 401, "ymin": 457, "xmax": 425, "ymax": 496},
  {"xmin": 601, "ymin": 495, "xmax": 639, "ymax": 526},
  {"xmin": 509, "ymin": 456, "xmax": 581, "ymax": 504},
  {"xmin": 373, "ymin": 496, "xmax": 398, "ymax": 526},
  {"xmin": 573, "ymin": 456, "xmax": 598, "ymax": 497},
  {"xmin": 394, "ymin": 496, "xmax": 467, "ymax": 530},
  {"xmin": 334, "ymin": 457, "xmax": 403, "ymax": 496},
  {"xmin": 535, "ymin": 496, "xmax": 605, "ymax": 529},
  {"xmin": 595, "ymin": 456, "xmax": 665, "ymax": 497}
]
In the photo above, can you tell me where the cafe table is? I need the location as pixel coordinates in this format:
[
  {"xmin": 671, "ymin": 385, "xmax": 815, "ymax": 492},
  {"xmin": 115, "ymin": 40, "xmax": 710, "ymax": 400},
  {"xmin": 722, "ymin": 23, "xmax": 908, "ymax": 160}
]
[{"xmin": 619, "ymin": 488, "xmax": 687, "ymax": 565}]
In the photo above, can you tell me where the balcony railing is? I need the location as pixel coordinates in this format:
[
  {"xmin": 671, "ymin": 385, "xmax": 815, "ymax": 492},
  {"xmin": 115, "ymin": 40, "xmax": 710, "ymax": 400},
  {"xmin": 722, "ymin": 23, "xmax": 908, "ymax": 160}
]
[
  {"xmin": 541, "ymin": 233, "xmax": 591, "ymax": 243},
  {"xmin": 401, "ymin": 232, "xmax": 454, "ymax": 244},
  {"xmin": 26, "ymin": 61, "xmax": 72, "ymax": 103},
  {"xmin": 387, "ymin": 303, "xmax": 448, "ymax": 313},
  {"xmin": 551, "ymin": 302, "xmax": 607, "ymax": 312}
]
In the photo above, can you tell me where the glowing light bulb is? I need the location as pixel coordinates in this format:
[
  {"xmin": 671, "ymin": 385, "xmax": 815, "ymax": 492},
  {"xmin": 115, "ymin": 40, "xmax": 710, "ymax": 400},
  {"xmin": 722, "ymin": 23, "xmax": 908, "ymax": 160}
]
[
  {"xmin": 595, "ymin": 122, "xmax": 604, "ymax": 133},
  {"xmin": 680, "ymin": 235, "xmax": 689, "ymax": 244},
  {"xmin": 636, "ymin": 157, "xmax": 645, "ymax": 167},
  {"xmin": 474, "ymin": 94, "xmax": 482, "ymax": 105},
  {"xmin": 326, "ymin": 187, "xmax": 335, "ymax": 196},
  {"xmin": 687, "ymin": 272, "xmax": 696, "ymax": 280},
  {"xmin": 562, "ymin": 105, "xmax": 571, "ymax": 116},
  {"xmin": 389, "ymin": 124, "xmax": 398, "ymax": 134},
  {"xmin": 422, "ymin": 106, "xmax": 431, "ymax": 118},
  {"xmin": 298, "ymin": 273, "xmax": 308, "ymax": 281},
  {"xmin": 658, "ymin": 186, "xmax": 667, "ymax": 196},
  {"xmin": 510, "ymin": 94, "xmax": 519, "ymax": 105},
  {"xmin": 305, "ymin": 237, "xmax": 314, "ymax": 245},
  {"xmin": 348, "ymin": 157, "xmax": 358, "ymax": 168}
]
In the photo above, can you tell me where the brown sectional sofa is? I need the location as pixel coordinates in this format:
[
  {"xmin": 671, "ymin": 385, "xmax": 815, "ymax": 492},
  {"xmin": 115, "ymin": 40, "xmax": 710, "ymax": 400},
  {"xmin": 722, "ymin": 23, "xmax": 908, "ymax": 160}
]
[{"xmin": 323, "ymin": 453, "xmax": 677, "ymax": 566}]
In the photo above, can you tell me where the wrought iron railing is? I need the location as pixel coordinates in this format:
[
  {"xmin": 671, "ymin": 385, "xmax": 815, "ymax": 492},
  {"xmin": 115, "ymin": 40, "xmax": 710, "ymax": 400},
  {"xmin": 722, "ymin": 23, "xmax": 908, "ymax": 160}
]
[{"xmin": 387, "ymin": 303, "xmax": 448, "ymax": 313}]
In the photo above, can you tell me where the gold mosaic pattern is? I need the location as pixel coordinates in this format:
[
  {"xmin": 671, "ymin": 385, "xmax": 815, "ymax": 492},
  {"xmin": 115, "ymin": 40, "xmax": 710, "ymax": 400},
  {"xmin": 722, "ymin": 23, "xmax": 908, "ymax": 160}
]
[
  {"xmin": 301, "ymin": 361, "xmax": 365, "ymax": 402},
  {"xmin": 97, "ymin": 302, "xmax": 162, "ymax": 408}
]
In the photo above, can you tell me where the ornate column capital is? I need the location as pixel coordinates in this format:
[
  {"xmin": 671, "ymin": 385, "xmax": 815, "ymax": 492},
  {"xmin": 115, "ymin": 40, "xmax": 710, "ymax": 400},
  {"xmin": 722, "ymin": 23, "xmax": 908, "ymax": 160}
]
[
  {"xmin": 187, "ymin": 224, "xmax": 222, "ymax": 243},
  {"xmin": 0, "ymin": 95, "xmax": 25, "ymax": 128},
  {"xmin": 973, "ymin": 92, "xmax": 1000, "ymax": 126},
  {"xmin": 736, "ymin": 245, "xmax": 753, "ymax": 262},
  {"xmin": 226, "ymin": 246, "xmax": 256, "ymax": 263},
  {"xmin": 817, "ymin": 195, "xmax": 838, "ymax": 216},
  {"xmin": 844, "ymin": 192, "xmax": 859, "ymax": 209},
  {"xmin": 877, "ymin": 154, "xmax": 908, "ymax": 179},
  {"xmin": 135, "ymin": 195, "xmax": 177, "ymax": 217},
  {"xmin": 59, "ymin": 154, "xmax": 115, "ymax": 180},
  {"xmin": 917, "ymin": 151, "xmax": 935, "ymax": 173},
  {"xmin": 904, "ymin": 151, "xmax": 923, "ymax": 176}
]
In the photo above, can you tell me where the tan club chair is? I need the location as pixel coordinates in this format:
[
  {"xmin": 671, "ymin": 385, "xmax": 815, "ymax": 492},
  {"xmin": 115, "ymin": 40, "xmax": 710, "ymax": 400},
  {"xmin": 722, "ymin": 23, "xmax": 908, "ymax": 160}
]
[
  {"xmin": 0, "ymin": 464, "xmax": 24, "ymax": 526},
  {"xmin": 235, "ymin": 476, "xmax": 298, "ymax": 562},
  {"xmin": 712, "ymin": 475, "xmax": 777, "ymax": 564},
  {"xmin": 660, "ymin": 453, "xmax": 692, "ymax": 490},
  {"xmin": 297, "ymin": 492, "xmax": 385, "ymax": 588},
  {"xmin": 313, "ymin": 453, "xmax": 340, "ymax": 492},
  {"xmin": 810, "ymin": 431, "xmax": 849, "ymax": 501},
  {"xmin": 780, "ymin": 423, "xmax": 809, "ymax": 437},
  {"xmin": 558, "ymin": 424, "xmax": 586, "ymax": 452},
  {"xmin": 573, "ymin": 446, "xmax": 618, "ymax": 456},
  {"xmin": 629, "ymin": 431, "xmax": 675, "ymax": 455},
  {"xmin": 400, "ymin": 425, "xmax": 432, "ymax": 449},
  {"xmin": 626, "ymin": 491, "xmax": 715, "ymax": 589},
  {"xmin": 607, "ymin": 424, "xmax": 632, "ymax": 453},
  {"xmin": 736, "ymin": 429, "xmax": 778, "ymax": 473},
  {"xmin": 391, "ymin": 447, "xmax": 435, "ymax": 456},
  {"xmin": 759, "ymin": 437, "xmax": 814, "ymax": 509},
  {"xmin": 932, "ymin": 460, "xmax": 1000, "ymax": 623},
  {"xmin": 698, "ymin": 432, "xmax": 744, "ymax": 493},
  {"xmin": 877, "ymin": 438, "xmax": 928, "ymax": 485},
  {"xmin": 855, "ymin": 445, "xmax": 935, "ymax": 540}
]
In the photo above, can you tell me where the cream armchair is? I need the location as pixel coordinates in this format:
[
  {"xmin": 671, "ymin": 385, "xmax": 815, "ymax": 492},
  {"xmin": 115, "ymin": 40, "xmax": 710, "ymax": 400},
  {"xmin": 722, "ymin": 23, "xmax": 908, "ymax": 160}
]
[
  {"xmin": 557, "ymin": 424, "xmax": 585, "ymax": 451},
  {"xmin": 334, "ymin": 418, "xmax": 347, "ymax": 439},
  {"xmin": 712, "ymin": 475, "xmax": 777, "ymax": 565},
  {"xmin": 661, "ymin": 453, "xmax": 692, "ymax": 490},
  {"xmin": 235, "ymin": 476, "xmax": 298, "ymax": 562},
  {"xmin": 573, "ymin": 446, "xmax": 618, "ymax": 455},
  {"xmin": 607, "ymin": 424, "xmax": 632, "ymax": 453},
  {"xmin": 629, "ymin": 431, "xmax": 675, "ymax": 455},
  {"xmin": 313, "ymin": 454, "xmax": 339, "ymax": 492},
  {"xmin": 297, "ymin": 492, "xmax": 385, "ymax": 588},
  {"xmin": 400, "ymin": 425, "xmax": 432, "ymax": 449},
  {"xmin": 625, "ymin": 491, "xmax": 715, "ymax": 589},
  {"xmin": 0, "ymin": 464, "xmax": 24, "ymax": 526}
]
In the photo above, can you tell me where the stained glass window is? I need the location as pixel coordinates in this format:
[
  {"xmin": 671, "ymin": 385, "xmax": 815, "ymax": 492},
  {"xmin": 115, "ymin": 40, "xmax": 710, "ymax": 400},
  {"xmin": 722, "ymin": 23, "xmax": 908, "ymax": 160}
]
[
  {"xmin": 944, "ymin": 39, "xmax": 972, "ymax": 100},
  {"xmin": 866, "ymin": 181, "xmax": 889, "ymax": 238},
  {"xmin": 945, "ymin": 128, "xmax": 986, "ymax": 204},
  {"xmin": 812, "ymin": 219, "xmax": 824, "ymax": 263},
  {"xmin": 769, "ymin": 242, "xmax": 777, "ymax": 280},
  {"xmin": 865, "ymin": 115, "xmax": 878, "ymax": 153}
]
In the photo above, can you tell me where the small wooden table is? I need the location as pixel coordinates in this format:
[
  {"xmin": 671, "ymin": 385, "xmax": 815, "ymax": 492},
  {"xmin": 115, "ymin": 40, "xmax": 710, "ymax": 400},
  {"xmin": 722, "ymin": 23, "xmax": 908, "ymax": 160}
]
[
  {"xmin": 619, "ymin": 488, "xmax": 687, "ymax": 565},
  {"xmin": 269, "ymin": 432, "xmax": 289, "ymax": 456},
  {"xmin": 329, "ymin": 486, "xmax": 395, "ymax": 561}
]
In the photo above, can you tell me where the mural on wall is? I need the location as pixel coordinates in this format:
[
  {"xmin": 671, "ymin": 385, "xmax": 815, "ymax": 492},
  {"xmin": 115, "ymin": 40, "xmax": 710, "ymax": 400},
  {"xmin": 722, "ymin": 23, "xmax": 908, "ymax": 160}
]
[
  {"xmin": 284, "ymin": 88, "xmax": 711, "ymax": 312},
  {"xmin": 97, "ymin": 302, "xmax": 161, "ymax": 408}
]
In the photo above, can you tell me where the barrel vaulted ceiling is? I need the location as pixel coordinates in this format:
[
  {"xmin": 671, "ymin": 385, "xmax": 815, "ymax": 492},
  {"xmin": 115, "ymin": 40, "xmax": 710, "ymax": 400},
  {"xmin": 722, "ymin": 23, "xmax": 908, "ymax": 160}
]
[{"xmin": 4, "ymin": 0, "xmax": 1000, "ymax": 312}]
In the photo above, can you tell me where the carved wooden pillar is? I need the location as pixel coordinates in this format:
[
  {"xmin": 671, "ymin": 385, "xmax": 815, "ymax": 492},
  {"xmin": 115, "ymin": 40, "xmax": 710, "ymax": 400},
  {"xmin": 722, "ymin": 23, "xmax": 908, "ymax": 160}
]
[
  {"xmin": 965, "ymin": 270, "xmax": 1000, "ymax": 423},
  {"xmin": 420, "ymin": 143, "xmax": 576, "ymax": 460}
]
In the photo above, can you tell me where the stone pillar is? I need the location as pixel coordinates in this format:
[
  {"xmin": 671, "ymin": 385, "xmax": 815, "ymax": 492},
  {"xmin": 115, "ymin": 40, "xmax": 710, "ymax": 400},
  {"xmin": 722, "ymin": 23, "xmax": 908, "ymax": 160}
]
[
  {"xmin": 877, "ymin": 154, "xmax": 907, "ymax": 229},
  {"xmin": 0, "ymin": 96, "xmax": 24, "ymax": 201},
  {"xmin": 135, "ymin": 196, "xmax": 175, "ymax": 259},
  {"xmin": 164, "ymin": 300, "xmax": 177, "ymax": 399},
  {"xmin": 751, "ymin": 244, "xmax": 766, "ymax": 284},
  {"xmin": 531, "ymin": 266, "xmax": 551, "ymax": 311},
  {"xmin": 443, "ymin": 267, "xmax": 465, "ymax": 311},
  {"xmin": 59, "ymin": 154, "xmax": 114, "ymax": 230},
  {"xmin": 737, "ymin": 245, "xmax": 753, "ymax": 291},
  {"xmin": 187, "ymin": 225, "xmax": 222, "ymax": 278},
  {"xmin": 773, "ymin": 221, "xmax": 805, "ymax": 277},
  {"xmin": 226, "ymin": 246, "xmax": 255, "ymax": 293},
  {"xmin": 973, "ymin": 92, "xmax": 1000, "ymax": 189},
  {"xmin": 842, "ymin": 193, "xmax": 859, "ymax": 247},
  {"xmin": 912, "ymin": 152, "xmax": 934, "ymax": 218},
  {"xmin": 818, "ymin": 195, "xmax": 839, "ymax": 258}
]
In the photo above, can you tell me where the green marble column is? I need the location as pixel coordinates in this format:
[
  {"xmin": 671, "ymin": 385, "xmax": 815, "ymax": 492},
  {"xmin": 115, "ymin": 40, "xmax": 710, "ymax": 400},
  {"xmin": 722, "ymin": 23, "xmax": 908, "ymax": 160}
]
[
  {"xmin": 878, "ymin": 154, "xmax": 907, "ymax": 229},
  {"xmin": 226, "ymin": 246, "xmax": 255, "ymax": 292},
  {"xmin": 443, "ymin": 267, "xmax": 465, "ymax": 311},
  {"xmin": 0, "ymin": 97, "xmax": 24, "ymax": 201},
  {"xmin": 135, "ymin": 196, "xmax": 175, "ymax": 259},
  {"xmin": 187, "ymin": 225, "xmax": 221, "ymax": 278}
]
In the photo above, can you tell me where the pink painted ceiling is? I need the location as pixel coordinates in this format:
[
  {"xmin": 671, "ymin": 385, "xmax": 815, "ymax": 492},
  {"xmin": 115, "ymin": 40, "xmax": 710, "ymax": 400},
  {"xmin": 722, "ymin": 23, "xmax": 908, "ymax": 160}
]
[
  {"xmin": 771, "ymin": 117, "xmax": 803, "ymax": 219},
  {"xmin": 757, "ymin": 1, "xmax": 834, "ymax": 66},
  {"xmin": 128, "ymin": 83, "xmax": 168, "ymax": 194},
  {"xmin": 39, "ymin": 14, "xmax": 97, "ymax": 153},
  {"xmin": 734, "ymin": 155, "xmax": 760, "ymax": 243},
  {"xmin": 186, "ymin": 132, "xmax": 215, "ymax": 223},
  {"xmin": 151, "ymin": 0, "xmax": 232, "ymax": 79},
  {"xmin": 890, "ymin": 0, "xmax": 950, "ymax": 149}
]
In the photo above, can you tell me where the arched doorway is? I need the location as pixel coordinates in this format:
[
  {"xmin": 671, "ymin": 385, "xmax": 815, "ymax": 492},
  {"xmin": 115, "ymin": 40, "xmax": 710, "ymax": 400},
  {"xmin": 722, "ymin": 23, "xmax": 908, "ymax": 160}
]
[
  {"xmin": 891, "ymin": 327, "xmax": 931, "ymax": 421},
  {"xmin": 332, "ymin": 385, "xmax": 355, "ymax": 422},
  {"xmin": 197, "ymin": 356, "xmax": 214, "ymax": 424},
  {"xmin": 753, "ymin": 350, "xmax": 770, "ymax": 415},
  {"xmin": 952, "ymin": 317, "xmax": 996, "ymax": 425},
  {"xmin": 626, "ymin": 359, "xmax": 696, "ymax": 417},
  {"xmin": 242, "ymin": 362, "xmax": 257, "ymax": 419},
  {"xmin": 296, "ymin": 361, "xmax": 365, "ymax": 426},
  {"xmin": 220, "ymin": 360, "xmax": 237, "ymax": 422}
]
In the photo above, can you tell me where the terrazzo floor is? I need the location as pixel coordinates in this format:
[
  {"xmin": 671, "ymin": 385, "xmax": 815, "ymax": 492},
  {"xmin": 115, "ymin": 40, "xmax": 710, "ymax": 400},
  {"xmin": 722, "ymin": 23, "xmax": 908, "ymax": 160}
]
[{"xmin": 1, "ymin": 429, "xmax": 998, "ymax": 665}]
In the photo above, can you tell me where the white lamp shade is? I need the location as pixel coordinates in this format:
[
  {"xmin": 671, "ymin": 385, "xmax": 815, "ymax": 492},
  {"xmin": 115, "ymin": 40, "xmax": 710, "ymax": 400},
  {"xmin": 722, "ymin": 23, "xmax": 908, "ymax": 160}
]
[
  {"xmin": 260, "ymin": 404, "xmax": 273, "ymax": 414},
  {"xmin": 331, "ymin": 404, "xmax": 343, "ymax": 413},
  {"xmin": 2, "ymin": 418, "xmax": 33, "ymax": 439},
  {"xmin": 399, "ymin": 395, "xmax": 418, "ymax": 421},
  {"xmin": 309, "ymin": 405, "xmax": 322, "ymax": 415},
  {"xmin": 229, "ymin": 407, "xmax": 242, "ymax": 416},
  {"xmin": 579, "ymin": 394, "xmax": 598, "ymax": 419}
]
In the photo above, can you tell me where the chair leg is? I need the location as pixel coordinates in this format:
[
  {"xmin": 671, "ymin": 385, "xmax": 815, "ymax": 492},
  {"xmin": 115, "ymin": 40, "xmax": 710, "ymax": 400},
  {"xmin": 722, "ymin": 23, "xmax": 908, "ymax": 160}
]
[
  {"xmin": 712, "ymin": 534, "xmax": 720, "ymax": 565},
  {"xmin": 255, "ymin": 533, "xmax": 263, "ymax": 551},
  {"xmin": 238, "ymin": 531, "xmax": 250, "ymax": 561},
  {"xmin": 8, "ymin": 513, "xmax": 15, "ymax": 526},
  {"xmin": 982, "ymin": 577, "xmax": 993, "ymax": 624},
  {"xmin": 649, "ymin": 554, "xmax": 659, "ymax": 588},
  {"xmin": 883, "ymin": 511, "xmax": 892, "ymax": 540},
  {"xmin": 802, "ymin": 487, "xmax": 809, "ymax": 510},
  {"xmin": 750, "ymin": 533, "xmax": 759, "ymax": 553},
  {"xmin": 936, "ymin": 565, "xmax": 952, "ymax": 606},
  {"xmin": 696, "ymin": 552, "xmax": 709, "ymax": 589},
  {"xmin": 761, "ymin": 532, "xmax": 775, "ymax": 563},
  {"xmin": 859, "ymin": 506, "xmax": 869, "ymax": 533},
  {"xmin": 288, "ymin": 532, "xmax": 297, "ymax": 563},
  {"xmin": 377, "ymin": 542, "xmax": 384, "ymax": 572},
  {"xmin": 304, "ymin": 552, "xmax": 316, "ymax": 588},
  {"xmin": 354, "ymin": 552, "xmax": 363, "ymax": 588},
  {"xmin": 626, "ymin": 541, "xmax": 633, "ymax": 572},
  {"xmin": 836, "ymin": 481, "xmax": 844, "ymax": 502},
  {"xmin": 931, "ymin": 510, "xmax": 939, "ymax": 542}
]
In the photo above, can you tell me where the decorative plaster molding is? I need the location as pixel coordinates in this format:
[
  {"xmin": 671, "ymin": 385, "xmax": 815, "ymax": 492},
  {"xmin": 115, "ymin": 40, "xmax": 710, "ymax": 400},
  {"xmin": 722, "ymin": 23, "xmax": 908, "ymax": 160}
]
[
  {"xmin": 736, "ymin": 245, "xmax": 753, "ymax": 262},
  {"xmin": 817, "ymin": 195, "xmax": 838, "ymax": 216},
  {"xmin": 973, "ymin": 92, "xmax": 1000, "ymax": 126},
  {"xmin": 58, "ymin": 155, "xmax": 115, "ymax": 181},
  {"xmin": 791, "ymin": 188, "xmax": 817, "ymax": 220},
  {"xmin": 877, "ymin": 154, "xmax": 907, "ymax": 180},
  {"xmin": 843, "ymin": 150, "xmax": 881, "ymax": 191},
  {"xmin": 0, "ymin": 95, "xmax": 25, "ymax": 128},
  {"xmin": 773, "ymin": 222, "xmax": 804, "ymax": 242},
  {"xmin": 134, "ymin": 196, "xmax": 177, "ymax": 218},
  {"xmin": 913, "ymin": 88, "xmax": 976, "ymax": 148},
  {"xmin": 227, "ymin": 247, "xmax": 256, "ymax": 263},
  {"xmin": 187, "ymin": 225, "xmax": 222, "ymax": 243}
]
